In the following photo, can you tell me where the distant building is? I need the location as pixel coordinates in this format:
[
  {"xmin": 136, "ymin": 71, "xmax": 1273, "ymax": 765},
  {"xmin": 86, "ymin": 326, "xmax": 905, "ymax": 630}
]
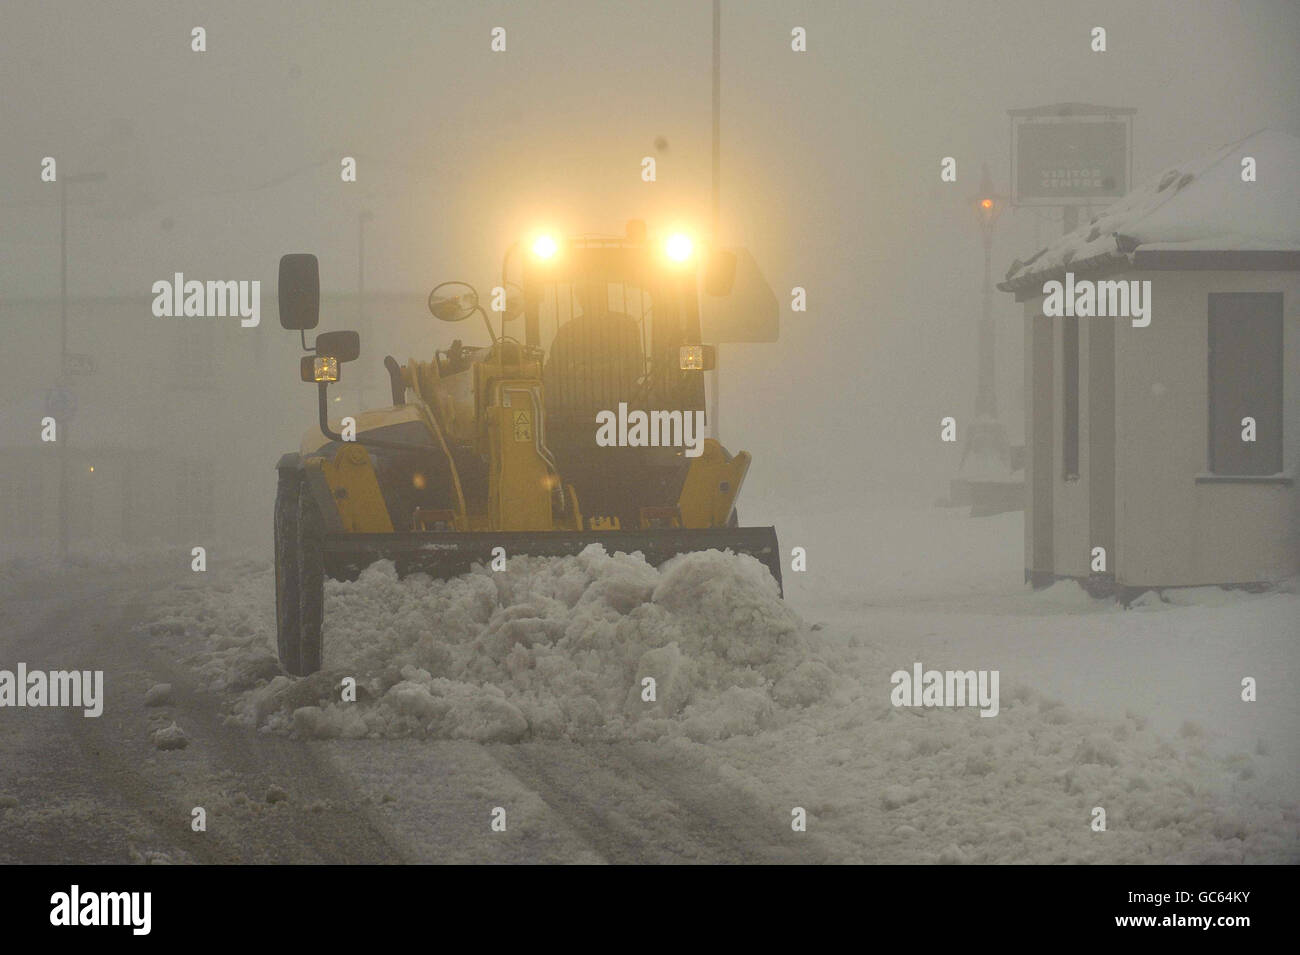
[
  {"xmin": 1000, "ymin": 129, "xmax": 1299, "ymax": 596},
  {"xmin": 0, "ymin": 291, "xmax": 427, "ymax": 556},
  {"xmin": 0, "ymin": 160, "xmax": 459, "ymax": 558}
]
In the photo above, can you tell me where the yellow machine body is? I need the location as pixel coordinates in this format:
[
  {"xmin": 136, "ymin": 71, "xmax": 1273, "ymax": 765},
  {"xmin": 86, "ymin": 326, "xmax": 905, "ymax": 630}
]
[{"xmin": 284, "ymin": 234, "xmax": 780, "ymax": 593}]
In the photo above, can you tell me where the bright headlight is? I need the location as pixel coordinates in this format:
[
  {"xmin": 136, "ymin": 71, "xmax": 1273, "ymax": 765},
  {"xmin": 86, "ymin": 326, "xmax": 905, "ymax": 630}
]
[
  {"xmin": 532, "ymin": 234, "xmax": 559, "ymax": 259},
  {"xmin": 665, "ymin": 233, "xmax": 693, "ymax": 262}
]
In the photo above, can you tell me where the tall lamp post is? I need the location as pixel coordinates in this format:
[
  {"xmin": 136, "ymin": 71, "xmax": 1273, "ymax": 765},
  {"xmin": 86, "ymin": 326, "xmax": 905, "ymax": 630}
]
[
  {"xmin": 953, "ymin": 164, "xmax": 1012, "ymax": 510},
  {"xmin": 58, "ymin": 171, "xmax": 107, "ymax": 562},
  {"xmin": 709, "ymin": 0, "xmax": 722, "ymax": 439},
  {"xmin": 357, "ymin": 209, "xmax": 373, "ymax": 411},
  {"xmin": 973, "ymin": 164, "xmax": 1005, "ymax": 424}
]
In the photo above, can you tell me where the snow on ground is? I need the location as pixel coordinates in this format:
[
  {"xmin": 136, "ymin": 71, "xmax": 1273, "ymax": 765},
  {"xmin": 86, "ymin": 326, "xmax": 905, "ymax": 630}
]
[
  {"xmin": 144, "ymin": 500, "xmax": 1300, "ymax": 862},
  {"xmin": 150, "ymin": 546, "xmax": 829, "ymax": 744},
  {"xmin": 773, "ymin": 495, "xmax": 1026, "ymax": 607},
  {"xmin": 0, "ymin": 542, "xmax": 183, "ymax": 601},
  {"xmin": 769, "ymin": 497, "xmax": 1300, "ymax": 776}
]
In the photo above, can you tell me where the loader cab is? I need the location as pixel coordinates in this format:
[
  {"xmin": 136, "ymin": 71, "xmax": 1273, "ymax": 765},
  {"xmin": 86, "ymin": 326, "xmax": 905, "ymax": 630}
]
[
  {"xmin": 520, "ymin": 239, "xmax": 707, "ymax": 435},
  {"xmin": 514, "ymin": 236, "xmax": 712, "ymax": 524}
]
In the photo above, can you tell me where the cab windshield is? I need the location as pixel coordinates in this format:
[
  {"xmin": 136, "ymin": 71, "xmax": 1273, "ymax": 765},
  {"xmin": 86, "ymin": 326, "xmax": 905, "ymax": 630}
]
[{"xmin": 528, "ymin": 268, "xmax": 702, "ymax": 431}]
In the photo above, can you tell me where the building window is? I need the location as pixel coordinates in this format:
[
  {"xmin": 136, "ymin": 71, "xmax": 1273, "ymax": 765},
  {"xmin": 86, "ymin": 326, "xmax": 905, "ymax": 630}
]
[
  {"xmin": 1208, "ymin": 293, "xmax": 1283, "ymax": 476},
  {"xmin": 1062, "ymin": 317, "xmax": 1080, "ymax": 479}
]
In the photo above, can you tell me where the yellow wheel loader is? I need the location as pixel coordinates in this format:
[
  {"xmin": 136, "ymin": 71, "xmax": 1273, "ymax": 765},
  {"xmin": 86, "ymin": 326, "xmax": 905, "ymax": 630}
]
[{"xmin": 272, "ymin": 225, "xmax": 781, "ymax": 676}]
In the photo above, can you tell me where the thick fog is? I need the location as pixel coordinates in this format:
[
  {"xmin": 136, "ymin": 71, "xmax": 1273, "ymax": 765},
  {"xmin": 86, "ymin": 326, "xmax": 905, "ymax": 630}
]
[{"xmin": 2, "ymin": 0, "xmax": 1297, "ymax": 550}]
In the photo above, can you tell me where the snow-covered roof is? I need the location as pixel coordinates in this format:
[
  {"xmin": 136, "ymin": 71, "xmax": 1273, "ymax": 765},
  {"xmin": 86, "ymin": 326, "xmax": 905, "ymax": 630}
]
[{"xmin": 1000, "ymin": 128, "xmax": 1300, "ymax": 295}]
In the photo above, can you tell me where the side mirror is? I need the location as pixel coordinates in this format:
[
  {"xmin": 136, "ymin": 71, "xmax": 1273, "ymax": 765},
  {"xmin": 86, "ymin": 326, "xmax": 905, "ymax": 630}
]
[
  {"xmin": 316, "ymin": 330, "xmax": 360, "ymax": 363},
  {"xmin": 699, "ymin": 248, "xmax": 778, "ymax": 343},
  {"xmin": 704, "ymin": 249, "xmax": 737, "ymax": 297},
  {"xmin": 279, "ymin": 254, "xmax": 320, "ymax": 330},
  {"xmin": 428, "ymin": 282, "xmax": 479, "ymax": 322}
]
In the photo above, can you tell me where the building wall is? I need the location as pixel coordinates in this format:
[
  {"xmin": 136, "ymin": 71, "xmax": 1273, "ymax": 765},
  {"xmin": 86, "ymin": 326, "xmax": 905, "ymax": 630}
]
[
  {"xmin": 1114, "ymin": 269, "xmax": 1299, "ymax": 587},
  {"xmin": 1052, "ymin": 314, "xmax": 1092, "ymax": 578},
  {"xmin": 1022, "ymin": 268, "xmax": 1300, "ymax": 589},
  {"xmin": 1024, "ymin": 315, "xmax": 1047, "ymax": 578},
  {"xmin": 1022, "ymin": 308, "xmax": 1104, "ymax": 581}
]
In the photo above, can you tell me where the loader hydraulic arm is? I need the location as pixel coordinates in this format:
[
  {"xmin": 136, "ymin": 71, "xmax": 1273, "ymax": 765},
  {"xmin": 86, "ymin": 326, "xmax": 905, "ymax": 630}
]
[{"xmin": 384, "ymin": 355, "xmax": 405, "ymax": 406}]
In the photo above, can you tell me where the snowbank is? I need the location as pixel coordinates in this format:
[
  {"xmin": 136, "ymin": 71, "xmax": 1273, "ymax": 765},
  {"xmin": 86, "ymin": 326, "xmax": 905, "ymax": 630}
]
[
  {"xmin": 708, "ymin": 662, "xmax": 1299, "ymax": 863},
  {"xmin": 150, "ymin": 545, "xmax": 828, "ymax": 743}
]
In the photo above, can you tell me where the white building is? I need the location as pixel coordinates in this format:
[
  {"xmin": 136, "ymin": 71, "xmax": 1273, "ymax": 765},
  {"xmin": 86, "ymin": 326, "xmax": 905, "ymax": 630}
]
[{"xmin": 1000, "ymin": 129, "xmax": 1299, "ymax": 597}]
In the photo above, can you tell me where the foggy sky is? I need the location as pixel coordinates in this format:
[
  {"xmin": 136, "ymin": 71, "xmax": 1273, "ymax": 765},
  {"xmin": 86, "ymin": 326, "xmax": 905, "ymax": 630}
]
[{"xmin": 2, "ymin": 0, "xmax": 1297, "ymax": 518}]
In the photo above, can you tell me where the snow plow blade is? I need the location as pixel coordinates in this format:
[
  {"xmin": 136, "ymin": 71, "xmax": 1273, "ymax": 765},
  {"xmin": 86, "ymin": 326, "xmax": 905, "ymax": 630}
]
[{"xmin": 322, "ymin": 526, "xmax": 784, "ymax": 596}]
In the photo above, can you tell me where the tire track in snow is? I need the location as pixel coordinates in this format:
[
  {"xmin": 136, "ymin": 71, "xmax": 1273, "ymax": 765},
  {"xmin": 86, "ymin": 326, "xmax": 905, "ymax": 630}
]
[
  {"xmin": 2, "ymin": 566, "xmax": 407, "ymax": 863},
  {"xmin": 490, "ymin": 741, "xmax": 832, "ymax": 863},
  {"xmin": 1, "ymin": 570, "xmax": 188, "ymax": 863},
  {"xmin": 117, "ymin": 582, "xmax": 409, "ymax": 863}
]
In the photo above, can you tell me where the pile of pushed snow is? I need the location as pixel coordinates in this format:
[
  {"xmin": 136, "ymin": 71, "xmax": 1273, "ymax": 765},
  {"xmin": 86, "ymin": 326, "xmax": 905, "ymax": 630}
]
[
  {"xmin": 152, "ymin": 545, "xmax": 831, "ymax": 743},
  {"xmin": 715, "ymin": 666, "xmax": 1300, "ymax": 863}
]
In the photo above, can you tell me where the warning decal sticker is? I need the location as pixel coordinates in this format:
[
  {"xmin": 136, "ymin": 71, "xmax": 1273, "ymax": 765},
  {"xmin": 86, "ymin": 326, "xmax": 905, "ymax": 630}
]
[{"xmin": 513, "ymin": 409, "xmax": 532, "ymax": 441}]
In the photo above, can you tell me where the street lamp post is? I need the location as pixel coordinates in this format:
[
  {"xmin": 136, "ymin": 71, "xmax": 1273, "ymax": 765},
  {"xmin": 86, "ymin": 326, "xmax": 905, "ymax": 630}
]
[
  {"xmin": 710, "ymin": 0, "xmax": 722, "ymax": 440},
  {"xmin": 972, "ymin": 165, "xmax": 1006, "ymax": 423},
  {"xmin": 711, "ymin": 0, "xmax": 721, "ymax": 241},
  {"xmin": 953, "ymin": 165, "xmax": 1012, "ymax": 508},
  {"xmin": 977, "ymin": 215, "xmax": 998, "ymax": 420},
  {"xmin": 357, "ymin": 209, "xmax": 373, "ymax": 410},
  {"xmin": 57, "ymin": 171, "xmax": 106, "ymax": 562}
]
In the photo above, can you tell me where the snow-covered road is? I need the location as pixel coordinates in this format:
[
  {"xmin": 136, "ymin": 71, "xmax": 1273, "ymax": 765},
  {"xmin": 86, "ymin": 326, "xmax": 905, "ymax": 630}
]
[
  {"xmin": 0, "ymin": 566, "xmax": 405, "ymax": 863},
  {"xmin": 0, "ymin": 560, "xmax": 828, "ymax": 863},
  {"xmin": 3, "ymin": 500, "xmax": 1296, "ymax": 863}
]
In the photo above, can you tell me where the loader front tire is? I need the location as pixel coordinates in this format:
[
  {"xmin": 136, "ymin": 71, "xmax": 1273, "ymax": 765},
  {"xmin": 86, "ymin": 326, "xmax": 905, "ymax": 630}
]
[
  {"xmin": 294, "ymin": 482, "xmax": 326, "ymax": 675},
  {"xmin": 273, "ymin": 470, "xmax": 303, "ymax": 674}
]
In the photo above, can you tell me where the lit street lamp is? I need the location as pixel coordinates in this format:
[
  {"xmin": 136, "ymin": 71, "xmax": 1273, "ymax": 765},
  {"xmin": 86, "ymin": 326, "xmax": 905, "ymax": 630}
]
[
  {"xmin": 952, "ymin": 164, "xmax": 1015, "ymax": 512},
  {"xmin": 971, "ymin": 164, "xmax": 1006, "ymax": 423}
]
